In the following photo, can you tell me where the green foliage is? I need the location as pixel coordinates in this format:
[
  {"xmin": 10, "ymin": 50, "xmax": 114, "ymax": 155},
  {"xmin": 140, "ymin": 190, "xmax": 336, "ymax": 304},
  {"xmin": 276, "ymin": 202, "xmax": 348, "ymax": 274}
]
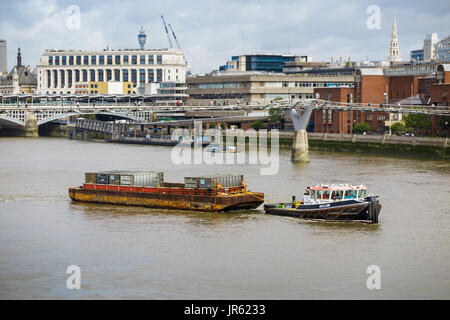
[
  {"xmin": 268, "ymin": 107, "xmax": 284, "ymax": 124},
  {"xmin": 250, "ymin": 120, "xmax": 264, "ymax": 130},
  {"xmin": 273, "ymin": 97, "xmax": 283, "ymax": 101},
  {"xmin": 391, "ymin": 122, "xmax": 406, "ymax": 134},
  {"xmin": 404, "ymin": 114, "xmax": 432, "ymax": 131},
  {"xmin": 352, "ymin": 122, "xmax": 372, "ymax": 133}
]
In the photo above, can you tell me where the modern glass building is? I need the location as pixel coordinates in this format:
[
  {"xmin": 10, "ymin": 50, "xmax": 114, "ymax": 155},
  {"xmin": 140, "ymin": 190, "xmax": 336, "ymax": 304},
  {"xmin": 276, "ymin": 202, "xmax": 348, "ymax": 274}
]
[
  {"xmin": 436, "ymin": 36, "xmax": 450, "ymax": 62},
  {"xmin": 0, "ymin": 39, "xmax": 7, "ymax": 74},
  {"xmin": 410, "ymin": 49, "xmax": 424, "ymax": 62},
  {"xmin": 221, "ymin": 54, "xmax": 297, "ymax": 73}
]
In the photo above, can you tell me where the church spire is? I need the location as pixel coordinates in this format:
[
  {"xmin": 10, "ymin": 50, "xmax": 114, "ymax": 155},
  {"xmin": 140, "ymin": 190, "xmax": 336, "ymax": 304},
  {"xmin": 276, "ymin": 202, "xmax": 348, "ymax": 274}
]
[
  {"xmin": 17, "ymin": 47, "xmax": 22, "ymax": 67},
  {"xmin": 388, "ymin": 11, "xmax": 401, "ymax": 62}
]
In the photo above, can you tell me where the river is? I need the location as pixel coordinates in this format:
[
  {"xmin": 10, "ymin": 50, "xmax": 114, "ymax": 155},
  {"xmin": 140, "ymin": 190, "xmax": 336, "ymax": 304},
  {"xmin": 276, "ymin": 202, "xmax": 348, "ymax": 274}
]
[{"xmin": 0, "ymin": 137, "xmax": 449, "ymax": 299}]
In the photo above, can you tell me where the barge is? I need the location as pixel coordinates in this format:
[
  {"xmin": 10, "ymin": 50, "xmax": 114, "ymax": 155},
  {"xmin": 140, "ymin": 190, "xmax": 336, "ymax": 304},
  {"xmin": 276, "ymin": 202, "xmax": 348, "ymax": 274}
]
[
  {"xmin": 264, "ymin": 184, "xmax": 381, "ymax": 224},
  {"xmin": 69, "ymin": 171, "xmax": 264, "ymax": 212}
]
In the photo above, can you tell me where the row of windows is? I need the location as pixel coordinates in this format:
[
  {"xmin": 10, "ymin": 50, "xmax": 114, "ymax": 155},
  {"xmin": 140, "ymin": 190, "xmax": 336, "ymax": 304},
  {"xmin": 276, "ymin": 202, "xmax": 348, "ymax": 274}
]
[
  {"xmin": 46, "ymin": 69, "xmax": 165, "ymax": 87},
  {"xmin": 48, "ymin": 55, "xmax": 163, "ymax": 66}
]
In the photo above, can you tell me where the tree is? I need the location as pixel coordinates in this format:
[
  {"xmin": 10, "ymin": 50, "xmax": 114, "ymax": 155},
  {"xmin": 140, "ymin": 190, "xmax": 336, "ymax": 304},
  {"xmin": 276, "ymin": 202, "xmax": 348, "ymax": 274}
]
[
  {"xmin": 390, "ymin": 122, "xmax": 406, "ymax": 135},
  {"xmin": 352, "ymin": 122, "xmax": 372, "ymax": 133},
  {"xmin": 404, "ymin": 114, "xmax": 432, "ymax": 134},
  {"xmin": 250, "ymin": 120, "xmax": 264, "ymax": 130},
  {"xmin": 268, "ymin": 107, "xmax": 284, "ymax": 124}
]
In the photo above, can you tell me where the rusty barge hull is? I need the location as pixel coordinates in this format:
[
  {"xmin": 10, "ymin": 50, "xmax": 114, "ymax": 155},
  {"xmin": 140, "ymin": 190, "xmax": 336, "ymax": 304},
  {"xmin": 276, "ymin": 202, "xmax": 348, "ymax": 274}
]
[{"xmin": 69, "ymin": 187, "xmax": 264, "ymax": 212}]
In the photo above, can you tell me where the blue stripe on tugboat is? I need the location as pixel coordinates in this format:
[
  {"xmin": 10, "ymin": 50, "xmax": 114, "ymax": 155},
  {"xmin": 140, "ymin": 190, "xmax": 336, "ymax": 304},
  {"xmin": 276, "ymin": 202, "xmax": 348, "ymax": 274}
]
[{"xmin": 264, "ymin": 184, "xmax": 381, "ymax": 224}]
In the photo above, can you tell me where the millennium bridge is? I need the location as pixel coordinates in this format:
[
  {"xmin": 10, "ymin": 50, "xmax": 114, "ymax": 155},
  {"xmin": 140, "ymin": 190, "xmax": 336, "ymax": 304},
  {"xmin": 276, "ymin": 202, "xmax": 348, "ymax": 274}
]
[{"xmin": 0, "ymin": 94, "xmax": 449, "ymax": 136}]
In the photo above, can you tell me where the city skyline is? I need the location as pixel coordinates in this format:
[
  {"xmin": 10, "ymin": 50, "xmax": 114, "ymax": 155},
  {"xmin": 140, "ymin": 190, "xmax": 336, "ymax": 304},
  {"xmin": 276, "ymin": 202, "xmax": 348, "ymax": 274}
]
[{"xmin": 0, "ymin": 0, "xmax": 449, "ymax": 73}]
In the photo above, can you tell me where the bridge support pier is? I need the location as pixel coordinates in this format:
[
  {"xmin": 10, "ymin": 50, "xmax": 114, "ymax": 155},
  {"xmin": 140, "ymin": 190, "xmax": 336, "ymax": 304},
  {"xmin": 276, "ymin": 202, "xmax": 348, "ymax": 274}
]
[
  {"xmin": 24, "ymin": 111, "xmax": 38, "ymax": 137},
  {"xmin": 291, "ymin": 130, "xmax": 309, "ymax": 162}
]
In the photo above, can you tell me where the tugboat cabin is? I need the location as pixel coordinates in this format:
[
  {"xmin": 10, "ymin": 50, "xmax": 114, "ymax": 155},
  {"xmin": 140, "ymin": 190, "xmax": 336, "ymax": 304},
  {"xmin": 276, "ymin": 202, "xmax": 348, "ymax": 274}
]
[{"xmin": 304, "ymin": 184, "xmax": 367, "ymax": 204}]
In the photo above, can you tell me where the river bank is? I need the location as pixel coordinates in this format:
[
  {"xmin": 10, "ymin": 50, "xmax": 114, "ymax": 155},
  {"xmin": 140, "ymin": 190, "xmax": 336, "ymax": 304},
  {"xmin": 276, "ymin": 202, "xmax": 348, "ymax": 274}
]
[{"xmin": 73, "ymin": 130, "xmax": 449, "ymax": 160}]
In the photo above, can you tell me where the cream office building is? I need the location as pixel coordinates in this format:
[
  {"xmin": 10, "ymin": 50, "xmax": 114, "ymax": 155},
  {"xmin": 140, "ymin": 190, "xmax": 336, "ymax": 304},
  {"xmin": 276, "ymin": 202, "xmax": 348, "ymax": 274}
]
[{"xmin": 35, "ymin": 48, "xmax": 186, "ymax": 94}]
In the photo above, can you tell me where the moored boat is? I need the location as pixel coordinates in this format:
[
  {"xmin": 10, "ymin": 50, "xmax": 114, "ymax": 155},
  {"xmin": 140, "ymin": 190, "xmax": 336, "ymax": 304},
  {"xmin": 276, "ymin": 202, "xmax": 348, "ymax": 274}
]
[{"xmin": 264, "ymin": 184, "xmax": 381, "ymax": 224}]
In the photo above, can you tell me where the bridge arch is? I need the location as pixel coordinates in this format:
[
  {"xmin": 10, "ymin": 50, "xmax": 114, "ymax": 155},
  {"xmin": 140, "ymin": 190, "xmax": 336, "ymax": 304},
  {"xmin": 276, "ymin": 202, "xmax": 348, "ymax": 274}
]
[
  {"xmin": 0, "ymin": 115, "xmax": 25, "ymax": 127},
  {"xmin": 37, "ymin": 111, "xmax": 143, "ymax": 126}
]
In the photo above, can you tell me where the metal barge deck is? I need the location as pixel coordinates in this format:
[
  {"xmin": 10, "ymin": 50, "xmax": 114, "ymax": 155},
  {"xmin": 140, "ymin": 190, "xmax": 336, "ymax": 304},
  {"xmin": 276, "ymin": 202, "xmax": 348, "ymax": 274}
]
[{"xmin": 69, "ymin": 184, "xmax": 264, "ymax": 212}]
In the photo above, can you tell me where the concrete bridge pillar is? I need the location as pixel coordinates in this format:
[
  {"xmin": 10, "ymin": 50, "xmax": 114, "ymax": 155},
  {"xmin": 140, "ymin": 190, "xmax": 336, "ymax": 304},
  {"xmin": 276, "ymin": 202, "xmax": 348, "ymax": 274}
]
[
  {"xmin": 24, "ymin": 110, "xmax": 38, "ymax": 137},
  {"xmin": 291, "ymin": 130, "xmax": 309, "ymax": 162}
]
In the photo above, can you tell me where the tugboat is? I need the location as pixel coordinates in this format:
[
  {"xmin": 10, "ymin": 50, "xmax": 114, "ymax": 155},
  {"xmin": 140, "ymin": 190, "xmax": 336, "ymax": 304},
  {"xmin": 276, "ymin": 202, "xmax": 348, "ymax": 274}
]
[{"xmin": 264, "ymin": 184, "xmax": 381, "ymax": 224}]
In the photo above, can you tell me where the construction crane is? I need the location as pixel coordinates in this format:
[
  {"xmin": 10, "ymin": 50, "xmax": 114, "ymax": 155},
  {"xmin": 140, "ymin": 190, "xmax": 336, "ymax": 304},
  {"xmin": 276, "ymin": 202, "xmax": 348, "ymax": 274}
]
[
  {"xmin": 168, "ymin": 23, "xmax": 181, "ymax": 50},
  {"xmin": 160, "ymin": 15, "xmax": 173, "ymax": 48},
  {"xmin": 168, "ymin": 23, "xmax": 189, "ymax": 67}
]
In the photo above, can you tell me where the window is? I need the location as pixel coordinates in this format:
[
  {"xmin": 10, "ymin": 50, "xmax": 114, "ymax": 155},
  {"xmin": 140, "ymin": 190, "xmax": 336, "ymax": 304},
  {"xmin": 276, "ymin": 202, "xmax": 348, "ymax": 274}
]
[
  {"xmin": 90, "ymin": 69, "xmax": 95, "ymax": 81},
  {"xmin": 140, "ymin": 55, "xmax": 145, "ymax": 64},
  {"xmin": 69, "ymin": 56, "xmax": 74, "ymax": 65},
  {"xmin": 131, "ymin": 69, "xmax": 137, "ymax": 86},
  {"xmin": 55, "ymin": 56, "xmax": 60, "ymax": 66},
  {"xmin": 83, "ymin": 56, "xmax": 89, "ymax": 65},
  {"xmin": 148, "ymin": 55, "xmax": 154, "ymax": 64},
  {"xmin": 123, "ymin": 55, "xmax": 129, "ymax": 65},
  {"xmin": 114, "ymin": 69, "xmax": 120, "ymax": 81},
  {"xmin": 76, "ymin": 56, "xmax": 81, "ymax": 65},
  {"xmin": 98, "ymin": 70, "xmax": 104, "ymax": 82},
  {"xmin": 107, "ymin": 55, "xmax": 112, "ymax": 65},
  {"xmin": 106, "ymin": 69, "xmax": 112, "ymax": 81},
  {"xmin": 99, "ymin": 55, "xmax": 105, "ymax": 65},
  {"xmin": 62, "ymin": 56, "xmax": 66, "ymax": 66},
  {"xmin": 49, "ymin": 56, "xmax": 53, "ymax": 65},
  {"xmin": 132, "ymin": 55, "xmax": 137, "ymax": 65},
  {"xmin": 115, "ymin": 55, "xmax": 120, "ymax": 64},
  {"xmin": 82, "ymin": 69, "xmax": 87, "ymax": 82},
  {"xmin": 156, "ymin": 69, "xmax": 163, "ymax": 81},
  {"xmin": 123, "ymin": 69, "xmax": 129, "ymax": 81},
  {"xmin": 91, "ymin": 56, "xmax": 96, "ymax": 65},
  {"xmin": 148, "ymin": 69, "xmax": 154, "ymax": 82},
  {"xmin": 157, "ymin": 55, "xmax": 162, "ymax": 65},
  {"xmin": 140, "ymin": 69, "xmax": 145, "ymax": 82}
]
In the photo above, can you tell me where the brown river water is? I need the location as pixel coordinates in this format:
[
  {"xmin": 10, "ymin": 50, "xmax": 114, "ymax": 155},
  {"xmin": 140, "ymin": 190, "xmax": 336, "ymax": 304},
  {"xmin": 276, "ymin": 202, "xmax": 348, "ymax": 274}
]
[{"xmin": 0, "ymin": 137, "xmax": 449, "ymax": 299}]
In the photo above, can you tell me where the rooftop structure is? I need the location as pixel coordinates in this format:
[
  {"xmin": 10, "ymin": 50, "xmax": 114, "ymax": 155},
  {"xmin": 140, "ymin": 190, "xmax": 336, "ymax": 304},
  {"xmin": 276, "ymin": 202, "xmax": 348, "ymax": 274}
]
[{"xmin": 138, "ymin": 26, "xmax": 147, "ymax": 50}]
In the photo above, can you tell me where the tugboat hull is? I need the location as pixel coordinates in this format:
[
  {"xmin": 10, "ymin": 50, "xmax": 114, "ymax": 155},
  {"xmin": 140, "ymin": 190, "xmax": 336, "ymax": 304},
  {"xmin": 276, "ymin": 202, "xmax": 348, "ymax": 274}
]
[{"xmin": 264, "ymin": 197, "xmax": 381, "ymax": 224}]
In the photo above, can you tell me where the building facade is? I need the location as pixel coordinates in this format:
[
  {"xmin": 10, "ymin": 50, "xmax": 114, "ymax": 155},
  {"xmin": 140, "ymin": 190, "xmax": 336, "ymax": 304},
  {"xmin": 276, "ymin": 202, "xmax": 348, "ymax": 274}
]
[
  {"xmin": 186, "ymin": 71, "xmax": 355, "ymax": 105},
  {"xmin": 436, "ymin": 35, "xmax": 450, "ymax": 62},
  {"xmin": 35, "ymin": 48, "xmax": 186, "ymax": 96},
  {"xmin": 423, "ymin": 33, "xmax": 439, "ymax": 61},
  {"xmin": 0, "ymin": 48, "xmax": 37, "ymax": 94},
  {"xmin": 219, "ymin": 54, "xmax": 304, "ymax": 73},
  {"xmin": 0, "ymin": 39, "xmax": 6, "ymax": 74},
  {"xmin": 410, "ymin": 49, "xmax": 424, "ymax": 62}
]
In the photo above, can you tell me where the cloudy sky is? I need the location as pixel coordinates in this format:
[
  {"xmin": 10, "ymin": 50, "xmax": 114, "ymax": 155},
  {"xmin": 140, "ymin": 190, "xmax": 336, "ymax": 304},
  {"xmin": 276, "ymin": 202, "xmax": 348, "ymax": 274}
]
[{"xmin": 0, "ymin": 0, "xmax": 449, "ymax": 73}]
